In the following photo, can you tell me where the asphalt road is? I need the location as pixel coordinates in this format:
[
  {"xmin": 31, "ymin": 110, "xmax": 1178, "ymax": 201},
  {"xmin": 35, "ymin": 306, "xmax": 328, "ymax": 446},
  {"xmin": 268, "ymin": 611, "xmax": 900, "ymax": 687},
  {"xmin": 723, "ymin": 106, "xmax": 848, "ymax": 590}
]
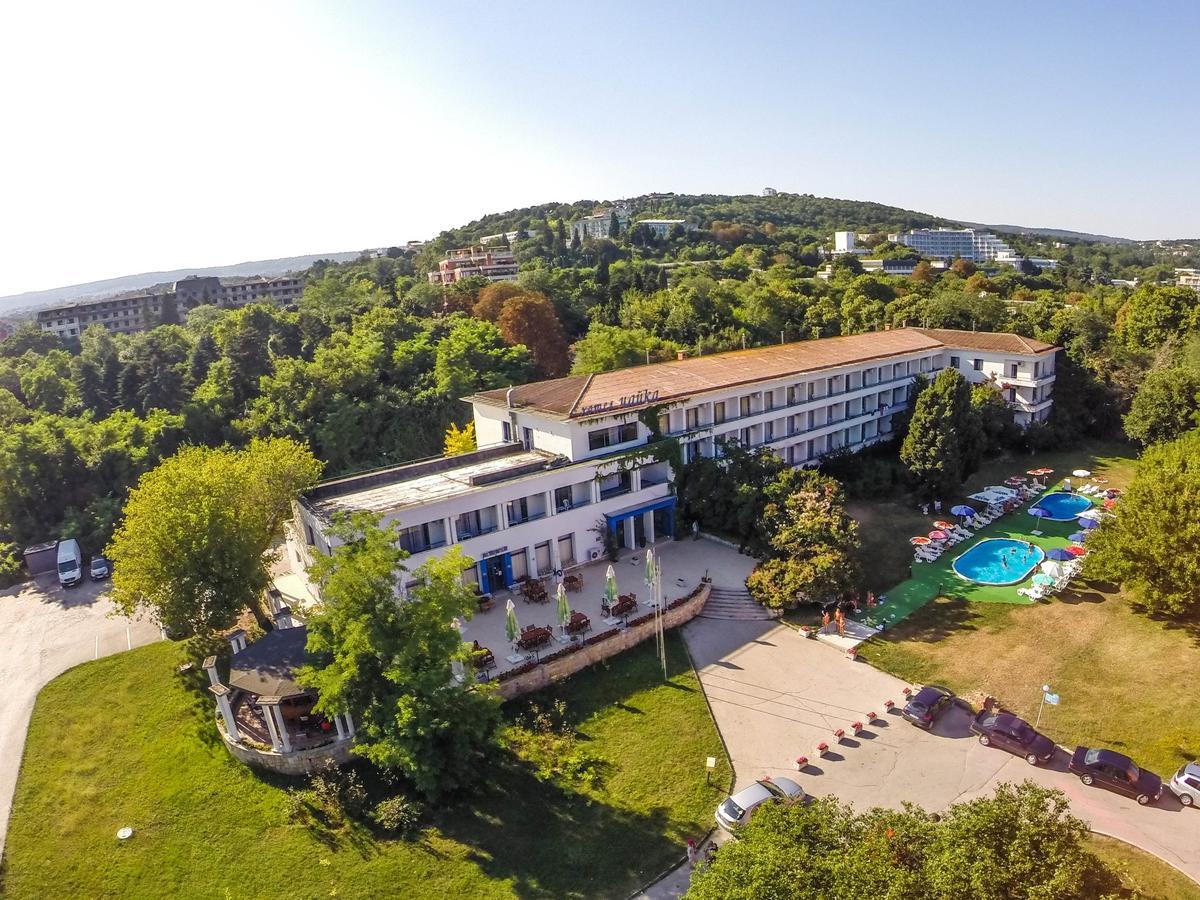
[
  {"xmin": 681, "ymin": 617, "xmax": 1200, "ymax": 886},
  {"xmin": 0, "ymin": 575, "xmax": 161, "ymax": 852}
]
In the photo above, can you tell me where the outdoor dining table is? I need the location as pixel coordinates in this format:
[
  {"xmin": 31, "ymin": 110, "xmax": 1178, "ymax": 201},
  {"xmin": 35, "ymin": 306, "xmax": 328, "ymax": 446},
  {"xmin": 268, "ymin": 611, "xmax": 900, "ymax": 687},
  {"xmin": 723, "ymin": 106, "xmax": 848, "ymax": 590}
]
[
  {"xmin": 562, "ymin": 573, "xmax": 583, "ymax": 593},
  {"xmin": 517, "ymin": 625, "xmax": 552, "ymax": 651},
  {"xmin": 610, "ymin": 595, "xmax": 638, "ymax": 619},
  {"xmin": 565, "ymin": 611, "xmax": 591, "ymax": 636}
]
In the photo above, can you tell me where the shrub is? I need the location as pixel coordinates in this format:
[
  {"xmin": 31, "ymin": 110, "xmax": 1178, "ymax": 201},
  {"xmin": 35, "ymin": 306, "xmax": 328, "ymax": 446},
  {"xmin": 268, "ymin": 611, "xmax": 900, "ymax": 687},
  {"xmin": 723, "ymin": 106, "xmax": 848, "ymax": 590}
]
[
  {"xmin": 310, "ymin": 763, "xmax": 368, "ymax": 820},
  {"xmin": 372, "ymin": 796, "xmax": 424, "ymax": 838}
]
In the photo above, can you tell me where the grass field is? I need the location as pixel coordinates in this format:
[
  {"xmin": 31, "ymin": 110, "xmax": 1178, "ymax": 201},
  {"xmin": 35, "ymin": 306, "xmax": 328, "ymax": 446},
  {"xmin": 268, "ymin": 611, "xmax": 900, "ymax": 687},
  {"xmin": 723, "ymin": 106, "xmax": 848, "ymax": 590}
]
[
  {"xmin": 857, "ymin": 442, "xmax": 1200, "ymax": 778},
  {"xmin": 2, "ymin": 633, "xmax": 729, "ymax": 900},
  {"xmin": 1086, "ymin": 834, "xmax": 1200, "ymax": 899}
]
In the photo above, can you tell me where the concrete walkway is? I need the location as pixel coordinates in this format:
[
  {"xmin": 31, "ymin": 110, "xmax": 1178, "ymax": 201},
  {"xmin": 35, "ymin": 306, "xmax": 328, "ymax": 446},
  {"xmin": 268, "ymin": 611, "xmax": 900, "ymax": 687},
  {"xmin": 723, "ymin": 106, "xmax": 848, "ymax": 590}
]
[
  {"xmin": 642, "ymin": 617, "xmax": 1200, "ymax": 897},
  {"xmin": 0, "ymin": 576, "xmax": 160, "ymax": 852}
]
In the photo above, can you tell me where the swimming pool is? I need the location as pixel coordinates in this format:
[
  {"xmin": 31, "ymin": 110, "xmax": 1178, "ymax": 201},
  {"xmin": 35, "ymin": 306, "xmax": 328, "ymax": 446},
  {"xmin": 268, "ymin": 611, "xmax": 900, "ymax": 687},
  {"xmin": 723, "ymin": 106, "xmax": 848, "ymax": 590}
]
[
  {"xmin": 1030, "ymin": 491, "xmax": 1093, "ymax": 521},
  {"xmin": 952, "ymin": 538, "xmax": 1046, "ymax": 586}
]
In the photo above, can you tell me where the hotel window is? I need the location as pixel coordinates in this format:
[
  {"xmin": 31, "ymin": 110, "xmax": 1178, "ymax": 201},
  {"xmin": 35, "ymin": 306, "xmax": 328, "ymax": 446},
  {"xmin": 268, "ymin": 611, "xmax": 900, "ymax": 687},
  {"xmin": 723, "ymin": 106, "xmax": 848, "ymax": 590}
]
[
  {"xmin": 764, "ymin": 391, "xmax": 775, "ymax": 412},
  {"xmin": 739, "ymin": 396, "xmax": 751, "ymax": 418},
  {"xmin": 588, "ymin": 428, "xmax": 612, "ymax": 451},
  {"xmin": 950, "ymin": 356, "xmax": 960, "ymax": 368},
  {"xmin": 535, "ymin": 541, "xmax": 553, "ymax": 575},
  {"xmin": 713, "ymin": 401, "xmax": 726, "ymax": 424},
  {"xmin": 502, "ymin": 421, "xmax": 512, "ymax": 442},
  {"xmin": 1008, "ymin": 362, "xmax": 1019, "ymax": 378},
  {"xmin": 658, "ymin": 411, "xmax": 670, "ymax": 435},
  {"xmin": 972, "ymin": 359, "xmax": 983, "ymax": 371},
  {"xmin": 557, "ymin": 534, "xmax": 576, "ymax": 567},
  {"xmin": 617, "ymin": 422, "xmax": 638, "ymax": 443},
  {"xmin": 685, "ymin": 407, "xmax": 700, "ymax": 429}
]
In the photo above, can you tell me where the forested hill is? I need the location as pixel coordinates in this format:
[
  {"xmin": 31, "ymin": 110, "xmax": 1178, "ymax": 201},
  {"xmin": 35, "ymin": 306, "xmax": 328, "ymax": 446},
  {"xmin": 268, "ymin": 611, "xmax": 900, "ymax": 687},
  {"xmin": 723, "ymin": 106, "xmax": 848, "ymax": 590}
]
[{"xmin": 432, "ymin": 192, "xmax": 950, "ymax": 248}]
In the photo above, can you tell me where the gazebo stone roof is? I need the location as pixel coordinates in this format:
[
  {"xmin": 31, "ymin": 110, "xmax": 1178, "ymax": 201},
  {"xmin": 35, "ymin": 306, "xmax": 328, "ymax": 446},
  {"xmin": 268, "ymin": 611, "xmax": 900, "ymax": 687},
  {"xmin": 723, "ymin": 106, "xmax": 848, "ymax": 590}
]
[{"xmin": 228, "ymin": 625, "xmax": 311, "ymax": 698}]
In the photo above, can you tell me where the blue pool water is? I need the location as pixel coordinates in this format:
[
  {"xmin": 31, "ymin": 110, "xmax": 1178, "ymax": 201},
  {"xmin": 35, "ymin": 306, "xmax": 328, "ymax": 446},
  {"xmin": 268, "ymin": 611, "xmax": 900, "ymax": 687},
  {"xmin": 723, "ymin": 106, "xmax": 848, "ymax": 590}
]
[
  {"xmin": 952, "ymin": 538, "xmax": 1046, "ymax": 586},
  {"xmin": 1031, "ymin": 491, "xmax": 1093, "ymax": 521}
]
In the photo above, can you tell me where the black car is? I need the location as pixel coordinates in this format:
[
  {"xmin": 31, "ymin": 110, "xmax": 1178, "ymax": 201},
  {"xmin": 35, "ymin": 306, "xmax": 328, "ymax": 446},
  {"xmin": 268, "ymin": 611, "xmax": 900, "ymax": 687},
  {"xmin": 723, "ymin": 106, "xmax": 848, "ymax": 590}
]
[
  {"xmin": 902, "ymin": 685, "xmax": 955, "ymax": 729},
  {"xmin": 969, "ymin": 710, "xmax": 1056, "ymax": 765},
  {"xmin": 1068, "ymin": 747, "xmax": 1163, "ymax": 805}
]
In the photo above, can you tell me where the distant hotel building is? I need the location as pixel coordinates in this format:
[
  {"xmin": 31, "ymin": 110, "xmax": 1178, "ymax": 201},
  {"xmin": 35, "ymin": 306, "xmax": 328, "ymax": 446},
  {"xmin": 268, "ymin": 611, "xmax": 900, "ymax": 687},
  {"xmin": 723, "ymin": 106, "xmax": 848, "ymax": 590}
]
[
  {"xmin": 635, "ymin": 219, "xmax": 692, "ymax": 239},
  {"xmin": 36, "ymin": 274, "xmax": 305, "ymax": 339},
  {"xmin": 888, "ymin": 228, "xmax": 1057, "ymax": 271},
  {"xmin": 1177, "ymin": 268, "xmax": 1200, "ymax": 293},
  {"xmin": 569, "ymin": 207, "xmax": 630, "ymax": 242},
  {"xmin": 294, "ymin": 327, "xmax": 1056, "ymax": 596},
  {"xmin": 427, "ymin": 247, "xmax": 520, "ymax": 285}
]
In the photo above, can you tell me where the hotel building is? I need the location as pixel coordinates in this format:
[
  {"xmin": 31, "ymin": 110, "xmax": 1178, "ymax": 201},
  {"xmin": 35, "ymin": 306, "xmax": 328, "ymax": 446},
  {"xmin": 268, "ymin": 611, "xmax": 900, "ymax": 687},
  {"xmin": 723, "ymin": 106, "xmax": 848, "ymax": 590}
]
[
  {"xmin": 294, "ymin": 328, "xmax": 1056, "ymax": 594},
  {"xmin": 427, "ymin": 247, "xmax": 520, "ymax": 285}
]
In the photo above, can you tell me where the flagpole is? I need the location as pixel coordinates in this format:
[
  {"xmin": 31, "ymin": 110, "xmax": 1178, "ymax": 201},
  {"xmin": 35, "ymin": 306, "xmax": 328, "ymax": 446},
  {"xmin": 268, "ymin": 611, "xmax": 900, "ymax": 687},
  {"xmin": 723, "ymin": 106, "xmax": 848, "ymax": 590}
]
[{"xmin": 657, "ymin": 563, "xmax": 667, "ymax": 680}]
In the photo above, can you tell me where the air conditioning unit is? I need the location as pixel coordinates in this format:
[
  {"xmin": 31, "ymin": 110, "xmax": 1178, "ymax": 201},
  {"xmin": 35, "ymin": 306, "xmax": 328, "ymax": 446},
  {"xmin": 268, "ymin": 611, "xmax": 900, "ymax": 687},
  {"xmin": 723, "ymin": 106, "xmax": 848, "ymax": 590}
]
[{"xmin": 588, "ymin": 548, "xmax": 602, "ymax": 561}]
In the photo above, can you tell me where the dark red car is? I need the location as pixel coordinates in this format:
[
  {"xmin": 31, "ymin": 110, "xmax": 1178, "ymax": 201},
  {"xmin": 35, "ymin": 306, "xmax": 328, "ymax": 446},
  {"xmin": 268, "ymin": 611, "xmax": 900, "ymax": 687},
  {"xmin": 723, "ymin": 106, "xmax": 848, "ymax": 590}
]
[
  {"xmin": 1069, "ymin": 747, "xmax": 1163, "ymax": 805},
  {"xmin": 969, "ymin": 710, "xmax": 1056, "ymax": 765}
]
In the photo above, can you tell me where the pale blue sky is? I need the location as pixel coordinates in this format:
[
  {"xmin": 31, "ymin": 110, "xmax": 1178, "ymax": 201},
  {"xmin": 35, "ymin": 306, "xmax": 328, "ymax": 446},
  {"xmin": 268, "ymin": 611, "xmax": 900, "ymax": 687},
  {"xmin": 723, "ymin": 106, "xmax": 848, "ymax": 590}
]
[{"xmin": 1, "ymin": 1, "xmax": 1196, "ymax": 296}]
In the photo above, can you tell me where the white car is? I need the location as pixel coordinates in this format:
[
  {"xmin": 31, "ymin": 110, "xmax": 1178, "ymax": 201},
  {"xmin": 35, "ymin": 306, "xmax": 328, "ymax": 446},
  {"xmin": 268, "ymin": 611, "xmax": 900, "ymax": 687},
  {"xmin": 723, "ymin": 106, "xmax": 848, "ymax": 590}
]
[
  {"xmin": 1169, "ymin": 761, "xmax": 1200, "ymax": 807},
  {"xmin": 715, "ymin": 776, "xmax": 805, "ymax": 831}
]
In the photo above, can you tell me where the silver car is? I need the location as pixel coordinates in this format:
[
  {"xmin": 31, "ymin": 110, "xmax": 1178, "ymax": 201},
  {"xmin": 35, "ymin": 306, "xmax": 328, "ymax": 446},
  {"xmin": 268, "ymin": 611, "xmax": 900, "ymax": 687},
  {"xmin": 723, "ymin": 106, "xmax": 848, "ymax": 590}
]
[
  {"xmin": 715, "ymin": 776, "xmax": 805, "ymax": 831},
  {"xmin": 1169, "ymin": 761, "xmax": 1200, "ymax": 807}
]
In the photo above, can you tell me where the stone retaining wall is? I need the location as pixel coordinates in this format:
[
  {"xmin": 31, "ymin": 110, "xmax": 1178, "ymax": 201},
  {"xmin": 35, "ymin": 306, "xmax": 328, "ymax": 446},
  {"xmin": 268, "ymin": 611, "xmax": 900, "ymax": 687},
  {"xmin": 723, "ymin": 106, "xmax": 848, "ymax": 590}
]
[
  {"xmin": 495, "ymin": 583, "xmax": 711, "ymax": 700},
  {"xmin": 217, "ymin": 718, "xmax": 354, "ymax": 775}
]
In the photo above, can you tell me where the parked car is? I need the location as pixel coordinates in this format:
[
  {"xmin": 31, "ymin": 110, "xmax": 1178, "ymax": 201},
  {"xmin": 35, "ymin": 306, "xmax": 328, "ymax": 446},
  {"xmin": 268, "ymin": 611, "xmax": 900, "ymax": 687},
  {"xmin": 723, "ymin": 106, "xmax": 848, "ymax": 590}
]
[
  {"xmin": 56, "ymin": 538, "xmax": 83, "ymax": 588},
  {"xmin": 1069, "ymin": 747, "xmax": 1163, "ymax": 805},
  {"xmin": 1168, "ymin": 761, "xmax": 1200, "ymax": 808},
  {"xmin": 969, "ymin": 710, "xmax": 1056, "ymax": 765},
  {"xmin": 716, "ymin": 776, "xmax": 805, "ymax": 831},
  {"xmin": 89, "ymin": 556, "xmax": 110, "ymax": 581},
  {"xmin": 902, "ymin": 685, "xmax": 955, "ymax": 729}
]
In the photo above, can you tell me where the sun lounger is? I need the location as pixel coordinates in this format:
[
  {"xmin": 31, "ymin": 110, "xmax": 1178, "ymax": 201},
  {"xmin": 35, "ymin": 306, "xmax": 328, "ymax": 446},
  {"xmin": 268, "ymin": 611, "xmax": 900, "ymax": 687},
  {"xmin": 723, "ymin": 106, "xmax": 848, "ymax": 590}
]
[
  {"xmin": 951, "ymin": 526, "xmax": 972, "ymax": 541},
  {"xmin": 1018, "ymin": 585, "xmax": 1050, "ymax": 601}
]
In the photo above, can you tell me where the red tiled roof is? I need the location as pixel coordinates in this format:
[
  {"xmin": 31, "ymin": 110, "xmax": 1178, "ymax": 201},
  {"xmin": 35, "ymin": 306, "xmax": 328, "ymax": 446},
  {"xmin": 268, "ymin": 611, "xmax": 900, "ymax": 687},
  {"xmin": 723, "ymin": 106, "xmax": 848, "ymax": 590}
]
[{"xmin": 910, "ymin": 328, "xmax": 1057, "ymax": 355}]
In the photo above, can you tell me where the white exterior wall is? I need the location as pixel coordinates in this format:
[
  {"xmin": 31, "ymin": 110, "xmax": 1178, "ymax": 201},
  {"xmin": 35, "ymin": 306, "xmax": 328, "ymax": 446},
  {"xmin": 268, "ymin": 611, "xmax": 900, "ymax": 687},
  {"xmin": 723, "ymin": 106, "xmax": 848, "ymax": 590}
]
[{"xmin": 943, "ymin": 347, "xmax": 1057, "ymax": 425}]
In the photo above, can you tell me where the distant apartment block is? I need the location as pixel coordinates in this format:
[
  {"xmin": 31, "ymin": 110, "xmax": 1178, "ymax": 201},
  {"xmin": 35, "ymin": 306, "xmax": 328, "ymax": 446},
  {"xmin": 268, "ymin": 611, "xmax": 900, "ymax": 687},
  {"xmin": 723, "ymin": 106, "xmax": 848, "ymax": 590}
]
[
  {"xmin": 635, "ymin": 219, "xmax": 693, "ymax": 239},
  {"xmin": 1177, "ymin": 268, "xmax": 1200, "ymax": 292},
  {"xmin": 427, "ymin": 247, "xmax": 520, "ymax": 285},
  {"xmin": 568, "ymin": 207, "xmax": 630, "ymax": 242},
  {"xmin": 36, "ymin": 273, "xmax": 306, "ymax": 339},
  {"xmin": 888, "ymin": 228, "xmax": 1057, "ymax": 271}
]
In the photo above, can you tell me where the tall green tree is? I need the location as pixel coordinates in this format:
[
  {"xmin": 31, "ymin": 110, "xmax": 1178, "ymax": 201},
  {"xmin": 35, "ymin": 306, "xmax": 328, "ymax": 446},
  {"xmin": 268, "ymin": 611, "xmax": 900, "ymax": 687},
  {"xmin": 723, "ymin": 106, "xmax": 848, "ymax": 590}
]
[
  {"xmin": 1085, "ymin": 430, "xmax": 1200, "ymax": 617},
  {"xmin": 1122, "ymin": 366, "xmax": 1200, "ymax": 446},
  {"xmin": 298, "ymin": 514, "xmax": 500, "ymax": 800},
  {"xmin": 900, "ymin": 368, "xmax": 978, "ymax": 500},
  {"xmin": 686, "ymin": 782, "xmax": 1117, "ymax": 900},
  {"xmin": 108, "ymin": 438, "xmax": 322, "ymax": 636}
]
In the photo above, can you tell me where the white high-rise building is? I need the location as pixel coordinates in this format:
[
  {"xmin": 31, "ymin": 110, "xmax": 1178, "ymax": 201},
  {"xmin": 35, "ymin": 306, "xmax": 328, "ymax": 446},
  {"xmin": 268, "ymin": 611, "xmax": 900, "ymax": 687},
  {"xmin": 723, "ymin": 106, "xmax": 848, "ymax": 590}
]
[
  {"xmin": 834, "ymin": 231, "xmax": 857, "ymax": 253},
  {"xmin": 888, "ymin": 228, "xmax": 1017, "ymax": 263}
]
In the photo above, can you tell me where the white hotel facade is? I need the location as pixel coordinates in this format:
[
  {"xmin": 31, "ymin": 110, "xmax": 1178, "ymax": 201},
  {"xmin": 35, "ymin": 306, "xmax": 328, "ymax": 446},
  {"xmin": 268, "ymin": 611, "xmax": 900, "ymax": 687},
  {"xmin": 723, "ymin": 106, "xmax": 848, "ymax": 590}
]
[{"xmin": 294, "ymin": 328, "xmax": 1056, "ymax": 594}]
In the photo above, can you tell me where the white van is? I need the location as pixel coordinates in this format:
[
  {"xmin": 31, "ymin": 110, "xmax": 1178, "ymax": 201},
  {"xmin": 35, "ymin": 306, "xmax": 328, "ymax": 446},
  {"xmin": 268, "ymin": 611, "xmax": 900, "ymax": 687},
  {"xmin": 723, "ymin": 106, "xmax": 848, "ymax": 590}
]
[{"xmin": 57, "ymin": 539, "xmax": 83, "ymax": 588}]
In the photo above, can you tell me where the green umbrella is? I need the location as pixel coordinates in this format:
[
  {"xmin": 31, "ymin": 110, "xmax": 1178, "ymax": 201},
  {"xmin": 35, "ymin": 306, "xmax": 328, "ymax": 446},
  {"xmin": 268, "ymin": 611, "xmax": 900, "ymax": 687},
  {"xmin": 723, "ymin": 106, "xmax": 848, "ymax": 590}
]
[
  {"xmin": 505, "ymin": 598, "xmax": 519, "ymax": 644},
  {"xmin": 1032, "ymin": 573, "xmax": 1054, "ymax": 587},
  {"xmin": 556, "ymin": 582, "xmax": 571, "ymax": 629},
  {"xmin": 644, "ymin": 548, "xmax": 655, "ymax": 587},
  {"xmin": 605, "ymin": 564, "xmax": 618, "ymax": 604}
]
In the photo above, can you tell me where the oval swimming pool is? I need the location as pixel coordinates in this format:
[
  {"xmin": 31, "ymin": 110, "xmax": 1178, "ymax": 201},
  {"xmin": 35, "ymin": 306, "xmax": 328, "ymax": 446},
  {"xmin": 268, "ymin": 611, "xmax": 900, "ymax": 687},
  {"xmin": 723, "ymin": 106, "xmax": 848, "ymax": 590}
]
[
  {"xmin": 1030, "ymin": 491, "xmax": 1093, "ymax": 521},
  {"xmin": 952, "ymin": 538, "xmax": 1046, "ymax": 586}
]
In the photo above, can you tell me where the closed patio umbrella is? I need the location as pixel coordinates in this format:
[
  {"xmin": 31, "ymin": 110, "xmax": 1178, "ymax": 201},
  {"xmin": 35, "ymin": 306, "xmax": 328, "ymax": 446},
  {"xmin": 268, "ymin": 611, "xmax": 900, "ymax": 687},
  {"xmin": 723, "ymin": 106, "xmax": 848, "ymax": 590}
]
[
  {"xmin": 505, "ymin": 598, "xmax": 520, "ymax": 645},
  {"xmin": 556, "ymin": 582, "xmax": 571, "ymax": 631},
  {"xmin": 605, "ymin": 564, "xmax": 619, "ymax": 605},
  {"xmin": 1046, "ymin": 548, "xmax": 1075, "ymax": 562},
  {"xmin": 645, "ymin": 547, "xmax": 655, "ymax": 587}
]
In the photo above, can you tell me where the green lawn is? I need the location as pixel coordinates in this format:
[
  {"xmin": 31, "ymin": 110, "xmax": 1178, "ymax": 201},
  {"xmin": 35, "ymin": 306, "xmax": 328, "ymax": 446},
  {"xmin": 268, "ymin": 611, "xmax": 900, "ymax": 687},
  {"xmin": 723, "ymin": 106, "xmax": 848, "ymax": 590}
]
[
  {"xmin": 857, "ymin": 442, "xmax": 1200, "ymax": 778},
  {"xmin": 2, "ymin": 634, "xmax": 729, "ymax": 900},
  {"xmin": 1086, "ymin": 834, "xmax": 1200, "ymax": 899}
]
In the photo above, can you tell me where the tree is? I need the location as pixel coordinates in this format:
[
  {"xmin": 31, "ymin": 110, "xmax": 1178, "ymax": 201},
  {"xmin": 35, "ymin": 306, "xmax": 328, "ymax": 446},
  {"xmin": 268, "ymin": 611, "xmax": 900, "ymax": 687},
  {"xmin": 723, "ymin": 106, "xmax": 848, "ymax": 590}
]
[
  {"xmin": 746, "ymin": 469, "xmax": 860, "ymax": 609},
  {"xmin": 1122, "ymin": 366, "xmax": 1200, "ymax": 446},
  {"xmin": 472, "ymin": 281, "xmax": 526, "ymax": 322},
  {"xmin": 443, "ymin": 421, "xmax": 476, "ymax": 455},
  {"xmin": 107, "ymin": 438, "xmax": 322, "ymax": 636},
  {"xmin": 433, "ymin": 316, "xmax": 533, "ymax": 398},
  {"xmin": 909, "ymin": 260, "xmax": 934, "ymax": 284},
  {"xmin": 497, "ymin": 294, "xmax": 571, "ymax": 377},
  {"xmin": 1085, "ymin": 430, "xmax": 1200, "ymax": 617},
  {"xmin": 607, "ymin": 211, "xmax": 620, "ymax": 239},
  {"xmin": 570, "ymin": 323, "xmax": 680, "ymax": 374},
  {"xmin": 900, "ymin": 368, "xmax": 977, "ymax": 500},
  {"xmin": 685, "ymin": 782, "xmax": 1117, "ymax": 900},
  {"xmin": 298, "ymin": 514, "xmax": 500, "ymax": 800}
]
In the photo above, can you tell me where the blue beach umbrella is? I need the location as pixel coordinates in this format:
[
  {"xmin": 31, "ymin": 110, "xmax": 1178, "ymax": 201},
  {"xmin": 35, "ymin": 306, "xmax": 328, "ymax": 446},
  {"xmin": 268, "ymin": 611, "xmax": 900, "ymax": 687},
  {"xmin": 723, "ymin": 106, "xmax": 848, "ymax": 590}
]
[
  {"xmin": 1068, "ymin": 532, "xmax": 1088, "ymax": 543},
  {"xmin": 951, "ymin": 504, "xmax": 975, "ymax": 518},
  {"xmin": 1029, "ymin": 507, "xmax": 1051, "ymax": 535},
  {"xmin": 1078, "ymin": 518, "xmax": 1100, "ymax": 531},
  {"xmin": 1046, "ymin": 548, "xmax": 1074, "ymax": 561}
]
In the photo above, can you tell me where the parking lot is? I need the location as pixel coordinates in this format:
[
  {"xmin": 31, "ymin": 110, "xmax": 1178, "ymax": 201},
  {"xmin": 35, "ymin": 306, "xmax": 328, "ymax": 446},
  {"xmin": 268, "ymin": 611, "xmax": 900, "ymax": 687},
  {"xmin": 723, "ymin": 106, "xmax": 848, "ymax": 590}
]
[
  {"xmin": 683, "ymin": 617, "xmax": 1200, "ymax": 883},
  {"xmin": 0, "ymin": 574, "xmax": 161, "ymax": 850}
]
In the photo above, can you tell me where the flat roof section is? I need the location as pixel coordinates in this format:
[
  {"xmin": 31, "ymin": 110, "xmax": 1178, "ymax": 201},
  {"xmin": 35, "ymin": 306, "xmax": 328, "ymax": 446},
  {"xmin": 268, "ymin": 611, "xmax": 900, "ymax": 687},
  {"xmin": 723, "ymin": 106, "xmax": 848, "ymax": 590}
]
[{"xmin": 308, "ymin": 449, "xmax": 554, "ymax": 521}]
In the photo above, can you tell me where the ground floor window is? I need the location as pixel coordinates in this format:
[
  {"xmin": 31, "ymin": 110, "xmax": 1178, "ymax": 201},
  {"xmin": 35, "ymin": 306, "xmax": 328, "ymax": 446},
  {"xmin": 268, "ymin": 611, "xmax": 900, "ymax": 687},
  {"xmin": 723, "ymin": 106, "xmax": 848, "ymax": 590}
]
[
  {"xmin": 510, "ymin": 548, "xmax": 529, "ymax": 581},
  {"xmin": 535, "ymin": 541, "xmax": 553, "ymax": 575},
  {"xmin": 557, "ymin": 534, "xmax": 576, "ymax": 567}
]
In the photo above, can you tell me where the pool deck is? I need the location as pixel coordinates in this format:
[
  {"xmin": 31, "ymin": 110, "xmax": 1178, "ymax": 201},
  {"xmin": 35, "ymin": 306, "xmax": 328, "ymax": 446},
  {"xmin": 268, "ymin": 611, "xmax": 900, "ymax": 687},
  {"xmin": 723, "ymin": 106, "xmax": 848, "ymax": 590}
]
[{"xmin": 871, "ymin": 483, "xmax": 1098, "ymax": 627}]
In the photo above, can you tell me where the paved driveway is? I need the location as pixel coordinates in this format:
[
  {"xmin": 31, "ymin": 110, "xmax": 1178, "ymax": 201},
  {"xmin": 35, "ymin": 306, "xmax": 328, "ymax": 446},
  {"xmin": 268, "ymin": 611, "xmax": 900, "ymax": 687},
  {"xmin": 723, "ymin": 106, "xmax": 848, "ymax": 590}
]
[
  {"xmin": 0, "ymin": 576, "xmax": 161, "ymax": 851},
  {"xmin": 683, "ymin": 617, "xmax": 1200, "ymax": 884}
]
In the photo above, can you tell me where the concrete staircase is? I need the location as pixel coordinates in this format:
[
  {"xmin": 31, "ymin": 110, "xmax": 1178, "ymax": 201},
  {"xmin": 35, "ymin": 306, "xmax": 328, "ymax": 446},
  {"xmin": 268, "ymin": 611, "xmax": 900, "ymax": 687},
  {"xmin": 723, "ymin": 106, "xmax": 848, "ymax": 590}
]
[{"xmin": 699, "ymin": 586, "xmax": 778, "ymax": 621}]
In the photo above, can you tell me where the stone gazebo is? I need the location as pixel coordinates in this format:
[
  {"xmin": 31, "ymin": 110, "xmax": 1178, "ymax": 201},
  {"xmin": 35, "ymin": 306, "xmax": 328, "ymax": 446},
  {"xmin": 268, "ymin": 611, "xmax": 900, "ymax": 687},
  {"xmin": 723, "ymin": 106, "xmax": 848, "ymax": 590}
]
[{"xmin": 206, "ymin": 610, "xmax": 355, "ymax": 775}]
